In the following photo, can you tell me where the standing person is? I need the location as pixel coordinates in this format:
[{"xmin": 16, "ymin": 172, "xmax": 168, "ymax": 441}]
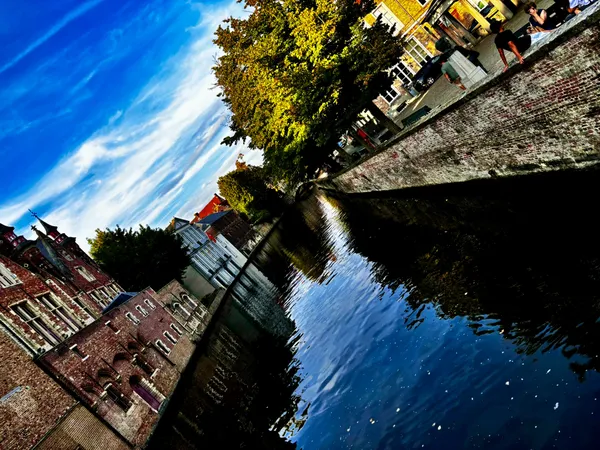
[
  {"xmin": 440, "ymin": 57, "xmax": 467, "ymax": 90},
  {"xmin": 524, "ymin": 1, "xmax": 556, "ymax": 30},
  {"xmin": 489, "ymin": 20, "xmax": 532, "ymax": 72}
]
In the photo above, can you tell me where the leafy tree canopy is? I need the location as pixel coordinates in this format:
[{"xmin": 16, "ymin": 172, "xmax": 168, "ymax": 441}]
[
  {"xmin": 87, "ymin": 225, "xmax": 191, "ymax": 291},
  {"xmin": 214, "ymin": 0, "xmax": 403, "ymax": 181},
  {"xmin": 218, "ymin": 165, "xmax": 282, "ymax": 222}
]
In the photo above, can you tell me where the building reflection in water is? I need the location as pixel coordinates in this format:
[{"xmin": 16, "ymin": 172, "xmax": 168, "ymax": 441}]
[{"xmin": 326, "ymin": 171, "xmax": 600, "ymax": 380}]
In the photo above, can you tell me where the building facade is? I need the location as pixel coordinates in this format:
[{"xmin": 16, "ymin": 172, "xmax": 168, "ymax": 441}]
[
  {"xmin": 366, "ymin": 0, "xmax": 514, "ymax": 113},
  {"xmin": 38, "ymin": 287, "xmax": 197, "ymax": 447},
  {"xmin": 0, "ymin": 215, "xmax": 206, "ymax": 449}
]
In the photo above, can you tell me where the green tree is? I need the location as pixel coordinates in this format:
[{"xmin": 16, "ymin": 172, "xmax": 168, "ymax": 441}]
[
  {"xmin": 218, "ymin": 165, "xmax": 282, "ymax": 222},
  {"xmin": 214, "ymin": 0, "xmax": 403, "ymax": 182},
  {"xmin": 87, "ymin": 225, "xmax": 191, "ymax": 291}
]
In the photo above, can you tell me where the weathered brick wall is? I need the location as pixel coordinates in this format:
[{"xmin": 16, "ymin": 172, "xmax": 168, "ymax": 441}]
[
  {"xmin": 38, "ymin": 287, "xmax": 196, "ymax": 447},
  {"xmin": 321, "ymin": 6, "xmax": 600, "ymax": 194},
  {"xmin": 0, "ymin": 256, "xmax": 96, "ymax": 354},
  {"xmin": 35, "ymin": 404, "xmax": 130, "ymax": 450},
  {"xmin": 0, "ymin": 332, "xmax": 75, "ymax": 450}
]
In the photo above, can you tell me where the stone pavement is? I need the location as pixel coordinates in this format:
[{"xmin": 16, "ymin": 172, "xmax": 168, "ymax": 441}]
[{"xmin": 394, "ymin": 0, "xmax": 555, "ymax": 125}]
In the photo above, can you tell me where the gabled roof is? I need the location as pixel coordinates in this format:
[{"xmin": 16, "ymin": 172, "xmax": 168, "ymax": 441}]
[
  {"xmin": 167, "ymin": 217, "xmax": 191, "ymax": 233},
  {"xmin": 191, "ymin": 194, "xmax": 229, "ymax": 223},
  {"xmin": 198, "ymin": 210, "xmax": 231, "ymax": 226},
  {"xmin": 102, "ymin": 292, "xmax": 137, "ymax": 313}
]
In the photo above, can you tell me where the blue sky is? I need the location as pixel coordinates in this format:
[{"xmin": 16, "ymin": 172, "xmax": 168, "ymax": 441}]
[{"xmin": 0, "ymin": 0, "xmax": 262, "ymax": 249}]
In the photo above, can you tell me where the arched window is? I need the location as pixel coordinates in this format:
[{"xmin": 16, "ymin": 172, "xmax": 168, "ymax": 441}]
[
  {"xmin": 173, "ymin": 302, "xmax": 191, "ymax": 319},
  {"xmin": 181, "ymin": 293, "xmax": 197, "ymax": 308},
  {"xmin": 129, "ymin": 375, "xmax": 164, "ymax": 411}
]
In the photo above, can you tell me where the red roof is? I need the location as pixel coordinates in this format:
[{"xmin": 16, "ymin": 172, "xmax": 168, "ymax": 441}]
[{"xmin": 191, "ymin": 194, "xmax": 229, "ymax": 223}]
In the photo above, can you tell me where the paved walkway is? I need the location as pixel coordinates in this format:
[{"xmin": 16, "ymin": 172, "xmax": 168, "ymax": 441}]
[{"xmin": 393, "ymin": 0, "xmax": 555, "ymax": 125}]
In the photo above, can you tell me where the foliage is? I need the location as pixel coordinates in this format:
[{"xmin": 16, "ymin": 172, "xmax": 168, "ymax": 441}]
[
  {"xmin": 218, "ymin": 165, "xmax": 282, "ymax": 222},
  {"xmin": 87, "ymin": 225, "xmax": 191, "ymax": 291},
  {"xmin": 213, "ymin": 0, "xmax": 404, "ymax": 181}
]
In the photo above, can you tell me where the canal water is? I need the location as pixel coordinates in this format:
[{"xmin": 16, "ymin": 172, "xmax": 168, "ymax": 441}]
[{"xmin": 152, "ymin": 169, "xmax": 600, "ymax": 449}]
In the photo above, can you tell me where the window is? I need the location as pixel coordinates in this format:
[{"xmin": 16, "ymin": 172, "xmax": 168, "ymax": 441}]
[
  {"xmin": 76, "ymin": 266, "xmax": 96, "ymax": 282},
  {"xmin": 136, "ymin": 305, "xmax": 149, "ymax": 317},
  {"xmin": 372, "ymin": 4, "xmax": 404, "ymax": 36},
  {"xmin": 155, "ymin": 339, "xmax": 171, "ymax": 355},
  {"xmin": 405, "ymin": 37, "xmax": 432, "ymax": 67},
  {"xmin": 71, "ymin": 296, "xmax": 94, "ymax": 320},
  {"xmin": 125, "ymin": 312, "xmax": 140, "ymax": 325},
  {"xmin": 0, "ymin": 263, "xmax": 20, "ymax": 288},
  {"xmin": 390, "ymin": 61, "xmax": 416, "ymax": 86},
  {"xmin": 382, "ymin": 86, "xmax": 401, "ymax": 104},
  {"xmin": 417, "ymin": 0, "xmax": 429, "ymax": 6},
  {"xmin": 37, "ymin": 293, "xmax": 81, "ymax": 333},
  {"xmin": 144, "ymin": 299, "xmax": 156, "ymax": 310},
  {"xmin": 173, "ymin": 303, "xmax": 191, "ymax": 319},
  {"xmin": 164, "ymin": 331, "xmax": 177, "ymax": 345},
  {"xmin": 11, "ymin": 301, "xmax": 62, "ymax": 346},
  {"xmin": 105, "ymin": 320, "xmax": 120, "ymax": 334},
  {"xmin": 90, "ymin": 291, "xmax": 106, "ymax": 307},
  {"xmin": 181, "ymin": 294, "xmax": 197, "ymax": 308},
  {"xmin": 170, "ymin": 323, "xmax": 183, "ymax": 335},
  {"xmin": 70, "ymin": 344, "xmax": 89, "ymax": 360}
]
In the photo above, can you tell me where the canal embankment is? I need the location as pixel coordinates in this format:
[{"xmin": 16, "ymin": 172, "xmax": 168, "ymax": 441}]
[{"xmin": 318, "ymin": 4, "xmax": 600, "ymax": 195}]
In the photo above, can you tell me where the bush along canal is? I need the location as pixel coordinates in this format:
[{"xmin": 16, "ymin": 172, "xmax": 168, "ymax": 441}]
[{"xmin": 150, "ymin": 168, "xmax": 600, "ymax": 449}]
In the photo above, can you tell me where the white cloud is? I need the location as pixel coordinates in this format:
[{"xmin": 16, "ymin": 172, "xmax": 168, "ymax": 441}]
[
  {"xmin": 0, "ymin": 0, "xmax": 106, "ymax": 74},
  {"xmin": 0, "ymin": 0, "xmax": 260, "ymax": 251}
]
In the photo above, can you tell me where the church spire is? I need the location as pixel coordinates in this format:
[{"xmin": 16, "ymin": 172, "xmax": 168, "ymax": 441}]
[{"xmin": 29, "ymin": 210, "xmax": 60, "ymax": 239}]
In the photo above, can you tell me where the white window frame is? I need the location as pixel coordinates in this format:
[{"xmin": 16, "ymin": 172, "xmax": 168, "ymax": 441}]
[
  {"xmin": 0, "ymin": 262, "xmax": 20, "ymax": 288},
  {"xmin": 156, "ymin": 339, "xmax": 171, "ymax": 355},
  {"xmin": 372, "ymin": 3, "xmax": 404, "ymax": 36},
  {"xmin": 70, "ymin": 344, "xmax": 89, "ymax": 361},
  {"xmin": 37, "ymin": 292, "xmax": 81, "ymax": 333},
  {"xmin": 405, "ymin": 37, "xmax": 433, "ymax": 67},
  {"xmin": 11, "ymin": 301, "xmax": 62, "ymax": 346},
  {"xmin": 136, "ymin": 305, "xmax": 149, "ymax": 317},
  {"xmin": 76, "ymin": 266, "xmax": 96, "ymax": 282},
  {"xmin": 125, "ymin": 312, "xmax": 140, "ymax": 325},
  {"xmin": 381, "ymin": 86, "xmax": 401, "ymax": 104},
  {"xmin": 144, "ymin": 299, "xmax": 156, "ymax": 310},
  {"xmin": 390, "ymin": 60, "xmax": 416, "ymax": 86},
  {"xmin": 170, "ymin": 323, "xmax": 183, "ymax": 335},
  {"xmin": 164, "ymin": 331, "xmax": 178, "ymax": 345}
]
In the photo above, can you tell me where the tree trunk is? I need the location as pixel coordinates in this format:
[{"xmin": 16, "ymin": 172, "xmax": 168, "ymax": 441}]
[{"xmin": 366, "ymin": 102, "xmax": 403, "ymax": 135}]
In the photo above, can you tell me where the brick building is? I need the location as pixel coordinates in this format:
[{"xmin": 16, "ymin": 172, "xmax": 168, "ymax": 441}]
[
  {"xmin": 0, "ymin": 215, "xmax": 203, "ymax": 449},
  {"xmin": 196, "ymin": 210, "xmax": 256, "ymax": 254},
  {"xmin": 38, "ymin": 287, "xmax": 198, "ymax": 447}
]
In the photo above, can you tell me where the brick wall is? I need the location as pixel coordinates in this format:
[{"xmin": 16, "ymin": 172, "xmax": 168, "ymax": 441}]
[
  {"xmin": 0, "ymin": 256, "xmax": 96, "ymax": 354},
  {"xmin": 0, "ymin": 332, "xmax": 75, "ymax": 450},
  {"xmin": 38, "ymin": 287, "xmax": 196, "ymax": 447},
  {"xmin": 321, "ymin": 6, "xmax": 600, "ymax": 194}
]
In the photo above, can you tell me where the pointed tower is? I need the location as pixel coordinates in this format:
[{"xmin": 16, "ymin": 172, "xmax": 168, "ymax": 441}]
[{"xmin": 30, "ymin": 210, "xmax": 62, "ymax": 241}]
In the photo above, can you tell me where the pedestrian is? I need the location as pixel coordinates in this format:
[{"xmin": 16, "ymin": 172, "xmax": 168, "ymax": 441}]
[
  {"xmin": 524, "ymin": 1, "xmax": 556, "ymax": 30},
  {"xmin": 439, "ymin": 56, "xmax": 467, "ymax": 90},
  {"xmin": 489, "ymin": 20, "xmax": 531, "ymax": 72}
]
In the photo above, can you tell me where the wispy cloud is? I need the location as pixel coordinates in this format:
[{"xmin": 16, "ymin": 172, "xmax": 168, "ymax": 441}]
[
  {"xmin": 0, "ymin": 0, "xmax": 106, "ymax": 74},
  {"xmin": 0, "ymin": 0, "xmax": 262, "ymax": 250}
]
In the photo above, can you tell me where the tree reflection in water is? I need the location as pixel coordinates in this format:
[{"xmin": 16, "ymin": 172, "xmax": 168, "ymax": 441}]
[{"xmin": 327, "ymin": 170, "xmax": 600, "ymax": 380}]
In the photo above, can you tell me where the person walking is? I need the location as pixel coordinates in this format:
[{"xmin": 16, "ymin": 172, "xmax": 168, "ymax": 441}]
[{"xmin": 440, "ymin": 57, "xmax": 467, "ymax": 90}]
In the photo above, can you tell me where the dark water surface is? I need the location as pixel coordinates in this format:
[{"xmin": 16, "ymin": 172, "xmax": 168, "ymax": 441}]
[{"xmin": 153, "ymin": 169, "xmax": 600, "ymax": 449}]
